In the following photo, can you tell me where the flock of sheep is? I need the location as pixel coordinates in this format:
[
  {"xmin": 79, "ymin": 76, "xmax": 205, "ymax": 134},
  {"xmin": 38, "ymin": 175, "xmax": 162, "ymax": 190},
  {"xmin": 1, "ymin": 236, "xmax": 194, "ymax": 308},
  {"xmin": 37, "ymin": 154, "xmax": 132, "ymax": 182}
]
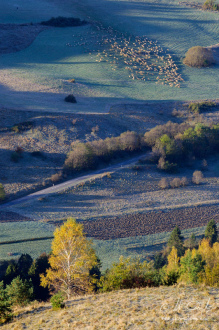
[{"xmin": 67, "ymin": 21, "xmax": 184, "ymax": 88}]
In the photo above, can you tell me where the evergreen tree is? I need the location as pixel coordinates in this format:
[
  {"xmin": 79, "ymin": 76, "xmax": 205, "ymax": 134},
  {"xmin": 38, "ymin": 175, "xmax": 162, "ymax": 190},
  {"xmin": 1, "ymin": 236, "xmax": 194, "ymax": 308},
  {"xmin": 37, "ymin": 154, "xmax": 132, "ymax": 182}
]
[
  {"xmin": 28, "ymin": 253, "xmax": 50, "ymax": 301},
  {"xmin": 17, "ymin": 254, "xmax": 33, "ymax": 279},
  {"xmin": 0, "ymin": 281, "xmax": 12, "ymax": 324},
  {"xmin": 4, "ymin": 261, "xmax": 18, "ymax": 285},
  {"xmin": 205, "ymin": 219, "xmax": 218, "ymax": 245},
  {"xmin": 154, "ymin": 252, "xmax": 167, "ymax": 270},
  {"xmin": 167, "ymin": 226, "xmax": 185, "ymax": 257},
  {"xmin": 6, "ymin": 276, "xmax": 33, "ymax": 306}
]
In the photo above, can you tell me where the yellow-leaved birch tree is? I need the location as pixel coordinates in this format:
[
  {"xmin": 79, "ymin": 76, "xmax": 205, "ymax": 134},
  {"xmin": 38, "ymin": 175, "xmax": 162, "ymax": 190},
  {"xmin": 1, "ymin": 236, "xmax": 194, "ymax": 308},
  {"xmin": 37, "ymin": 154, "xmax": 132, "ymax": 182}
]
[{"xmin": 40, "ymin": 218, "xmax": 97, "ymax": 299}]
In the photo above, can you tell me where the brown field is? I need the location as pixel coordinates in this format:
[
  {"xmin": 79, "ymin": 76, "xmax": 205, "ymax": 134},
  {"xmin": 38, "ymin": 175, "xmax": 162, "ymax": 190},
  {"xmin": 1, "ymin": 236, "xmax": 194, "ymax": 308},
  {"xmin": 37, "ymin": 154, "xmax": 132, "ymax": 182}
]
[{"xmin": 74, "ymin": 204, "xmax": 219, "ymax": 239}]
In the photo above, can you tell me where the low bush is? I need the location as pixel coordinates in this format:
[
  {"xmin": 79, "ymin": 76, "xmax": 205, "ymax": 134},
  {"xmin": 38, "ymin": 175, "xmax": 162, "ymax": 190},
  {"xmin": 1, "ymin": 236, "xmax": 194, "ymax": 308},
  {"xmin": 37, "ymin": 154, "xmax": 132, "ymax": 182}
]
[
  {"xmin": 158, "ymin": 177, "xmax": 188, "ymax": 189},
  {"xmin": 158, "ymin": 178, "xmax": 169, "ymax": 189},
  {"xmin": 170, "ymin": 178, "xmax": 182, "ymax": 188},
  {"xmin": 157, "ymin": 157, "xmax": 178, "ymax": 173},
  {"xmin": 0, "ymin": 184, "xmax": 6, "ymax": 201},
  {"xmin": 41, "ymin": 16, "xmax": 87, "ymax": 27},
  {"xmin": 100, "ymin": 257, "xmax": 160, "ymax": 292},
  {"xmin": 11, "ymin": 121, "xmax": 33, "ymax": 133},
  {"xmin": 188, "ymin": 101, "xmax": 216, "ymax": 114},
  {"xmin": 64, "ymin": 94, "xmax": 77, "ymax": 103},
  {"xmin": 203, "ymin": 0, "xmax": 219, "ymax": 10},
  {"xmin": 50, "ymin": 292, "xmax": 65, "ymax": 310},
  {"xmin": 183, "ymin": 46, "xmax": 216, "ymax": 67},
  {"xmin": 192, "ymin": 170, "xmax": 204, "ymax": 184},
  {"xmin": 50, "ymin": 172, "xmax": 63, "ymax": 183}
]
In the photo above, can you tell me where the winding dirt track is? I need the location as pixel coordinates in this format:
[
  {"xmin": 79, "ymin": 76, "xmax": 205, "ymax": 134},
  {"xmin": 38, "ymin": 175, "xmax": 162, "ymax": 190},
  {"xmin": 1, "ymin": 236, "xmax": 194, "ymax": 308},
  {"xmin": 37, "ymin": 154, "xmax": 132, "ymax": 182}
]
[{"xmin": 81, "ymin": 204, "xmax": 219, "ymax": 239}]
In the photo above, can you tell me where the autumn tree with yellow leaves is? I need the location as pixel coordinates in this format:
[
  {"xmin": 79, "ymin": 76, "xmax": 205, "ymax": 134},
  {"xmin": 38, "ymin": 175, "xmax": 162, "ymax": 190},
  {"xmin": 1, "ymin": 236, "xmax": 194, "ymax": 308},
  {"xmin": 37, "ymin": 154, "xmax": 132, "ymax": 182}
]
[{"xmin": 40, "ymin": 218, "xmax": 97, "ymax": 299}]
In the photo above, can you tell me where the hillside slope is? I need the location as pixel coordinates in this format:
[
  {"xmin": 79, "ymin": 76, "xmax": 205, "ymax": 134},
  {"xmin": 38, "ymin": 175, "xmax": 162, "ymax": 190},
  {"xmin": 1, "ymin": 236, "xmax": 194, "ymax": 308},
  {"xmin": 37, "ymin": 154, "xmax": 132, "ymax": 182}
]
[{"xmin": 2, "ymin": 286, "xmax": 219, "ymax": 329}]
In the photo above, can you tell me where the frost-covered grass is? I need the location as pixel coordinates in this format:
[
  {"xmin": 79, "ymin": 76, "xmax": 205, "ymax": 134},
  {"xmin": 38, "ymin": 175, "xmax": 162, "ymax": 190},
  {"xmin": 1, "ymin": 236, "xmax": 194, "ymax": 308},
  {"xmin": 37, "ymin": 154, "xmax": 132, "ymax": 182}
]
[
  {"xmin": 0, "ymin": 221, "xmax": 54, "ymax": 243},
  {"xmin": 0, "ymin": 0, "xmax": 218, "ymax": 112},
  {"xmin": 0, "ymin": 219, "xmax": 206, "ymax": 270}
]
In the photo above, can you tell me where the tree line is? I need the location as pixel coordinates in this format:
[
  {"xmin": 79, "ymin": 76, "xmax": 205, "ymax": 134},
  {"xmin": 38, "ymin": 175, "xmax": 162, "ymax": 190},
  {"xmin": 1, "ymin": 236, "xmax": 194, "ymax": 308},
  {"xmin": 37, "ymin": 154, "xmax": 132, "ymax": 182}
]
[{"xmin": 0, "ymin": 218, "xmax": 218, "ymax": 324}]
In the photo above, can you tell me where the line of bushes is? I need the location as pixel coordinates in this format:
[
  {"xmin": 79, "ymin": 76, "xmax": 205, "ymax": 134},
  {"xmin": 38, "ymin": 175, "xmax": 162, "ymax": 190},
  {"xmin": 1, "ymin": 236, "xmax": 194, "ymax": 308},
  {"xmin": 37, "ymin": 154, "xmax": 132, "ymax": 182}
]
[
  {"xmin": 64, "ymin": 131, "xmax": 146, "ymax": 173},
  {"xmin": 144, "ymin": 121, "xmax": 219, "ymax": 172}
]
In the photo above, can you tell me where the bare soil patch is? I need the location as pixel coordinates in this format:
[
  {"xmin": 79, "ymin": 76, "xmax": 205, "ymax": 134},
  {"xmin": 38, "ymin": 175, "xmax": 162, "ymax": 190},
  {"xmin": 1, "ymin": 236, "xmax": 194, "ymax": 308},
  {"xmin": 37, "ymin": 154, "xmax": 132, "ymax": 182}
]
[
  {"xmin": 0, "ymin": 23, "xmax": 47, "ymax": 54},
  {"xmin": 81, "ymin": 204, "xmax": 219, "ymax": 239}
]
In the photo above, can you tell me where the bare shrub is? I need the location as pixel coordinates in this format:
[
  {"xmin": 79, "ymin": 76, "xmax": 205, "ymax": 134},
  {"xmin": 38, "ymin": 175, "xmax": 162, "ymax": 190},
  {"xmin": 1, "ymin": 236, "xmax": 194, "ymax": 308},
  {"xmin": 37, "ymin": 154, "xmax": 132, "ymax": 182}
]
[
  {"xmin": 119, "ymin": 131, "xmax": 140, "ymax": 152},
  {"xmin": 51, "ymin": 172, "xmax": 63, "ymax": 183},
  {"xmin": 171, "ymin": 109, "xmax": 185, "ymax": 117},
  {"xmin": 183, "ymin": 46, "xmax": 215, "ymax": 68},
  {"xmin": 72, "ymin": 119, "xmax": 78, "ymax": 125},
  {"xmin": 180, "ymin": 177, "xmax": 188, "ymax": 187},
  {"xmin": 91, "ymin": 125, "xmax": 99, "ymax": 134},
  {"xmin": 192, "ymin": 170, "xmax": 204, "ymax": 184},
  {"xmin": 201, "ymin": 159, "xmax": 208, "ymax": 170},
  {"xmin": 170, "ymin": 178, "xmax": 181, "ymax": 188},
  {"xmin": 158, "ymin": 178, "xmax": 169, "ymax": 189}
]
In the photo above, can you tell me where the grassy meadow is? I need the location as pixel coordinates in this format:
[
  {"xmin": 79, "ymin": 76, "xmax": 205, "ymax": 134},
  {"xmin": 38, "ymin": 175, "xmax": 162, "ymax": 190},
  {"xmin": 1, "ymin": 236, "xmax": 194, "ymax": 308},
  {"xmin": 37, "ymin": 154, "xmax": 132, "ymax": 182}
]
[
  {"xmin": 0, "ymin": 219, "xmax": 209, "ymax": 270},
  {"xmin": 0, "ymin": 0, "xmax": 218, "ymax": 113}
]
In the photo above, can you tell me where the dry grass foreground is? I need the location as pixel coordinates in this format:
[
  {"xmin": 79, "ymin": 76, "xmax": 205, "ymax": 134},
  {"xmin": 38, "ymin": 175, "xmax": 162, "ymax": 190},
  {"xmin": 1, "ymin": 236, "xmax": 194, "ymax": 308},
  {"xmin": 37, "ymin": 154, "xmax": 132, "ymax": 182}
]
[{"xmin": 2, "ymin": 286, "xmax": 219, "ymax": 329}]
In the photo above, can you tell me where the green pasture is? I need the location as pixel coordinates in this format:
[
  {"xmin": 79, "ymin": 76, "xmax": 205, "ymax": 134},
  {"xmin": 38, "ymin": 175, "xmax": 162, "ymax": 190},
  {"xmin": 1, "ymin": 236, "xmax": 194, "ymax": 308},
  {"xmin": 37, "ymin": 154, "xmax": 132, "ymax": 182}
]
[
  {"xmin": 0, "ymin": 0, "xmax": 218, "ymax": 113},
  {"xmin": 0, "ymin": 221, "xmax": 55, "ymax": 243},
  {"xmin": 0, "ymin": 220, "xmax": 207, "ymax": 270},
  {"xmin": 0, "ymin": 0, "xmax": 83, "ymax": 24}
]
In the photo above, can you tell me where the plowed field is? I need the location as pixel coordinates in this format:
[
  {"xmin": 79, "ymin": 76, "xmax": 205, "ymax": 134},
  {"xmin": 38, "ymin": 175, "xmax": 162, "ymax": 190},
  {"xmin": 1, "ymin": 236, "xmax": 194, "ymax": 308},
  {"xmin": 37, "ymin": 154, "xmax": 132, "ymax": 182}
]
[{"xmin": 81, "ymin": 205, "xmax": 219, "ymax": 239}]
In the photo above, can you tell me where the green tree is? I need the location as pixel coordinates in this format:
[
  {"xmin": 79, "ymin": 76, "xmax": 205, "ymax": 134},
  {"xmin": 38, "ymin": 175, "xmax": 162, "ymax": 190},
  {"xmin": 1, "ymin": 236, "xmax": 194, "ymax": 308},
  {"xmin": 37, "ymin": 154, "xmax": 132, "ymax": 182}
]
[
  {"xmin": 28, "ymin": 253, "xmax": 50, "ymax": 301},
  {"xmin": 154, "ymin": 252, "xmax": 167, "ymax": 270},
  {"xmin": 40, "ymin": 218, "xmax": 97, "ymax": 299},
  {"xmin": 167, "ymin": 226, "xmax": 185, "ymax": 257},
  {"xmin": 6, "ymin": 276, "xmax": 33, "ymax": 306},
  {"xmin": 4, "ymin": 261, "xmax": 18, "ymax": 285},
  {"xmin": 205, "ymin": 219, "xmax": 218, "ymax": 245},
  {"xmin": 179, "ymin": 249, "xmax": 205, "ymax": 283},
  {"xmin": 100, "ymin": 257, "xmax": 159, "ymax": 292},
  {"xmin": 17, "ymin": 254, "xmax": 33, "ymax": 279},
  {"xmin": 184, "ymin": 233, "xmax": 197, "ymax": 249},
  {"xmin": 0, "ymin": 281, "xmax": 12, "ymax": 324}
]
